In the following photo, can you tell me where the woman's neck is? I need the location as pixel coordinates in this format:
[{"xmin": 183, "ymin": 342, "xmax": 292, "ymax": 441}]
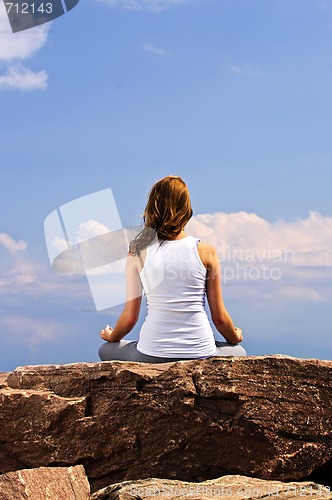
[{"xmin": 174, "ymin": 230, "xmax": 187, "ymax": 240}]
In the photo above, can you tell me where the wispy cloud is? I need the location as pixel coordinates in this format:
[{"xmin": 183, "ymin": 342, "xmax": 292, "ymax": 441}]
[
  {"xmin": 0, "ymin": 261, "xmax": 39, "ymax": 288},
  {"xmin": 97, "ymin": 0, "xmax": 188, "ymax": 12},
  {"xmin": 228, "ymin": 61, "xmax": 264, "ymax": 79},
  {"xmin": 143, "ymin": 42, "xmax": 169, "ymax": 56},
  {"xmin": 0, "ymin": 65, "xmax": 48, "ymax": 91},
  {"xmin": 0, "ymin": 233, "xmax": 27, "ymax": 252},
  {"xmin": 0, "ymin": 233, "xmax": 84, "ymax": 295},
  {"xmin": 2, "ymin": 315, "xmax": 63, "ymax": 350},
  {"xmin": 0, "ymin": 3, "xmax": 49, "ymax": 90}
]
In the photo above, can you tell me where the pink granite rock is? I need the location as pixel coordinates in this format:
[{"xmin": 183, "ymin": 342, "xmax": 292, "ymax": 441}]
[
  {"xmin": 0, "ymin": 465, "xmax": 89, "ymax": 499},
  {"xmin": 0, "ymin": 355, "xmax": 331, "ymax": 492},
  {"xmin": 91, "ymin": 475, "xmax": 332, "ymax": 500}
]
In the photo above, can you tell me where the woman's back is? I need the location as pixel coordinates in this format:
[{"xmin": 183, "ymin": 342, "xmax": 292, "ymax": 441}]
[
  {"xmin": 99, "ymin": 175, "xmax": 245, "ymax": 362},
  {"xmin": 137, "ymin": 235, "xmax": 218, "ymax": 358}
]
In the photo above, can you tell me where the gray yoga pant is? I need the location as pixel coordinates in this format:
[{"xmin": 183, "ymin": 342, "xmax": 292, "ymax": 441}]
[{"xmin": 98, "ymin": 340, "xmax": 246, "ymax": 363}]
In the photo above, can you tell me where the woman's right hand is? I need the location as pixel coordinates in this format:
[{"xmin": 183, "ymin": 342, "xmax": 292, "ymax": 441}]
[
  {"xmin": 100, "ymin": 325, "xmax": 113, "ymax": 342},
  {"xmin": 234, "ymin": 327, "xmax": 243, "ymax": 342}
]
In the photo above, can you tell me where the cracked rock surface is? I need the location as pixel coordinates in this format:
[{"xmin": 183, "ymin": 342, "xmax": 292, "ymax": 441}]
[
  {"xmin": 0, "ymin": 465, "xmax": 90, "ymax": 499},
  {"xmin": 91, "ymin": 475, "xmax": 332, "ymax": 500},
  {"xmin": 0, "ymin": 355, "xmax": 331, "ymax": 492}
]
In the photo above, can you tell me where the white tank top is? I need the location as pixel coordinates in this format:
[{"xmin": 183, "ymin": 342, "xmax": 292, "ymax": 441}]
[{"xmin": 137, "ymin": 235, "xmax": 217, "ymax": 358}]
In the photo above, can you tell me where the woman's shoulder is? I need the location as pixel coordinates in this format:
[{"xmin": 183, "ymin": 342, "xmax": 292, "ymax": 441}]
[
  {"xmin": 197, "ymin": 241, "xmax": 218, "ymax": 267},
  {"xmin": 197, "ymin": 240, "xmax": 217, "ymax": 253},
  {"xmin": 127, "ymin": 250, "xmax": 145, "ymax": 272}
]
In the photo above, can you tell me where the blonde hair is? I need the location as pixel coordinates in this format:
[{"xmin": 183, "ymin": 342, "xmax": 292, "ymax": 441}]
[{"xmin": 129, "ymin": 175, "xmax": 193, "ymax": 256}]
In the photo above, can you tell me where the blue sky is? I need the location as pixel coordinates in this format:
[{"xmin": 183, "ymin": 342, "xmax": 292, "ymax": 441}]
[{"xmin": 0, "ymin": 0, "xmax": 332, "ymax": 371}]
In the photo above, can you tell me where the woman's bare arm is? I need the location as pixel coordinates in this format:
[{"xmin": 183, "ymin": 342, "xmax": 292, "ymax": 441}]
[
  {"xmin": 100, "ymin": 254, "xmax": 142, "ymax": 342},
  {"xmin": 198, "ymin": 242, "xmax": 243, "ymax": 344}
]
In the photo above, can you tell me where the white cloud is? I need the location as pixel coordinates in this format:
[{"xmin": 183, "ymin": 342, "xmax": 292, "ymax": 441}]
[
  {"xmin": 8, "ymin": 262, "xmax": 38, "ymax": 285},
  {"xmin": 0, "ymin": 232, "xmax": 82, "ymax": 293},
  {"xmin": 187, "ymin": 211, "xmax": 332, "ymax": 302},
  {"xmin": 187, "ymin": 211, "xmax": 332, "ymax": 267},
  {"xmin": 0, "ymin": 64, "xmax": 48, "ymax": 91},
  {"xmin": 0, "ymin": 234, "xmax": 39, "ymax": 291},
  {"xmin": 54, "ymin": 219, "xmax": 126, "ymax": 249},
  {"xmin": 143, "ymin": 43, "xmax": 169, "ymax": 56},
  {"xmin": 97, "ymin": 0, "xmax": 187, "ymax": 12},
  {"xmin": 48, "ymin": 220, "xmax": 114, "ymax": 276},
  {"xmin": 228, "ymin": 61, "xmax": 264, "ymax": 78},
  {"xmin": 0, "ymin": 232, "xmax": 27, "ymax": 252},
  {"xmin": 51, "ymin": 220, "xmax": 127, "ymax": 278},
  {"xmin": 0, "ymin": 4, "xmax": 49, "ymax": 91},
  {"xmin": 50, "ymin": 235, "xmax": 68, "ymax": 254},
  {"xmin": 76, "ymin": 219, "xmax": 111, "ymax": 242},
  {"xmin": 0, "ymin": 261, "xmax": 38, "ymax": 289},
  {"xmin": 0, "ymin": 4, "xmax": 49, "ymax": 61}
]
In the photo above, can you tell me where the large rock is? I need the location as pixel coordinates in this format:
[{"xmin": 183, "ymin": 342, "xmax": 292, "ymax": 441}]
[
  {"xmin": 0, "ymin": 465, "xmax": 90, "ymax": 499},
  {"xmin": 91, "ymin": 475, "xmax": 332, "ymax": 500},
  {"xmin": 0, "ymin": 356, "xmax": 332, "ymax": 492}
]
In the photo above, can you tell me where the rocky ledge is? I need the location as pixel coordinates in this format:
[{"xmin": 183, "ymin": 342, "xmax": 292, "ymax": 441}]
[
  {"xmin": 0, "ymin": 467, "xmax": 331, "ymax": 499},
  {"xmin": 0, "ymin": 355, "xmax": 331, "ymax": 495}
]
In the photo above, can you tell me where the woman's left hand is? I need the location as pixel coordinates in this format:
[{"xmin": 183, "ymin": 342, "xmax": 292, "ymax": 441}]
[{"xmin": 100, "ymin": 324, "xmax": 113, "ymax": 342}]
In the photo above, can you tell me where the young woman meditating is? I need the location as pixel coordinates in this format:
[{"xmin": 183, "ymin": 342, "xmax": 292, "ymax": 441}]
[{"xmin": 99, "ymin": 175, "xmax": 246, "ymax": 362}]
